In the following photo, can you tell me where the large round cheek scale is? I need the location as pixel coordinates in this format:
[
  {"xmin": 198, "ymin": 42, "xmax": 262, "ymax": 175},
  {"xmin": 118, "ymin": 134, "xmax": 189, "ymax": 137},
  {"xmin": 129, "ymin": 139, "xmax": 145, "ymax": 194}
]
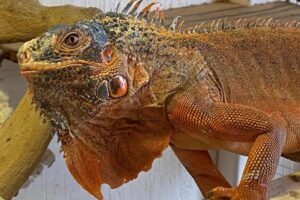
[{"xmin": 109, "ymin": 75, "xmax": 128, "ymax": 98}]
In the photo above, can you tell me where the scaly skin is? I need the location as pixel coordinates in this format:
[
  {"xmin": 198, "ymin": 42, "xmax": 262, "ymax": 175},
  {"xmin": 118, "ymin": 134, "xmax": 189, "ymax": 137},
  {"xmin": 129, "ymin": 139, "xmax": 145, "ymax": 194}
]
[{"xmin": 17, "ymin": 2, "xmax": 300, "ymax": 199}]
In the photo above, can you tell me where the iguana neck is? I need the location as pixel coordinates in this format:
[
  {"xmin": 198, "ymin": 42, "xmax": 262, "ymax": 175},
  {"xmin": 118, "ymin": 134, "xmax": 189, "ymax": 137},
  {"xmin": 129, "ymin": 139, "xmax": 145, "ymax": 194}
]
[{"xmin": 126, "ymin": 31, "xmax": 227, "ymax": 105}]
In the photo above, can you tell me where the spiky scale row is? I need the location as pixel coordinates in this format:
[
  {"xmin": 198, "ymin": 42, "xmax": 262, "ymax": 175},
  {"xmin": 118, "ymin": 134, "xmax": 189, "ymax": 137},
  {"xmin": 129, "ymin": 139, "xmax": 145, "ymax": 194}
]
[
  {"xmin": 122, "ymin": 0, "xmax": 136, "ymax": 14},
  {"xmin": 170, "ymin": 16, "xmax": 182, "ymax": 32},
  {"xmin": 183, "ymin": 17, "xmax": 300, "ymax": 34},
  {"xmin": 137, "ymin": 2, "xmax": 157, "ymax": 19},
  {"xmin": 118, "ymin": 0, "xmax": 166, "ymax": 27},
  {"xmin": 118, "ymin": 0, "xmax": 300, "ymax": 36}
]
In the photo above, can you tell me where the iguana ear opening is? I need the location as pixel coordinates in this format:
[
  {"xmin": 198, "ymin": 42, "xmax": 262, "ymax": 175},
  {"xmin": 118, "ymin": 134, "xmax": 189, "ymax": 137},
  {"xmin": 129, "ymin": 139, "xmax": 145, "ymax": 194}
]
[{"xmin": 128, "ymin": 62, "xmax": 150, "ymax": 93}]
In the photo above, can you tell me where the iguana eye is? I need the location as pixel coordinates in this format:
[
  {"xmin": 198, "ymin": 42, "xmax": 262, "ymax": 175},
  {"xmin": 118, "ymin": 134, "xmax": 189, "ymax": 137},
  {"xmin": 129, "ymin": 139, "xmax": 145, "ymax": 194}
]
[
  {"xmin": 102, "ymin": 46, "xmax": 114, "ymax": 64},
  {"xmin": 64, "ymin": 33, "xmax": 80, "ymax": 46},
  {"xmin": 54, "ymin": 29, "xmax": 91, "ymax": 54}
]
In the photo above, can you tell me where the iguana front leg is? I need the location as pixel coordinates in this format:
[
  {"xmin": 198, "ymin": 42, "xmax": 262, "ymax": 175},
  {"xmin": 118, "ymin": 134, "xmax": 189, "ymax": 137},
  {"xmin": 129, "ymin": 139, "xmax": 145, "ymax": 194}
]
[
  {"xmin": 171, "ymin": 145, "xmax": 231, "ymax": 199},
  {"xmin": 166, "ymin": 89, "xmax": 286, "ymax": 200}
]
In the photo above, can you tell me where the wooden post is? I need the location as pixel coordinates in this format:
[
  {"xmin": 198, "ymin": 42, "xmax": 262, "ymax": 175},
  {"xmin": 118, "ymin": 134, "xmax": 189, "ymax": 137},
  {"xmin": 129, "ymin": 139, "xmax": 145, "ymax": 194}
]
[
  {"xmin": 0, "ymin": 91, "xmax": 51, "ymax": 200},
  {"xmin": 270, "ymin": 171, "xmax": 300, "ymax": 199},
  {"xmin": 0, "ymin": 0, "xmax": 101, "ymax": 65},
  {"xmin": 0, "ymin": 0, "xmax": 101, "ymax": 44}
]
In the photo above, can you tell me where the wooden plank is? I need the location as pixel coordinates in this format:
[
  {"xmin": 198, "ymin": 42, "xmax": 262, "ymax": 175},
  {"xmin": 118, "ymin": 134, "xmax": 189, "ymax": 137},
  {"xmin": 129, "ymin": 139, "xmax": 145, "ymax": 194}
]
[
  {"xmin": 164, "ymin": 2, "xmax": 288, "ymax": 20},
  {"xmin": 0, "ymin": 91, "xmax": 51, "ymax": 200},
  {"xmin": 270, "ymin": 172, "xmax": 300, "ymax": 199},
  {"xmin": 0, "ymin": 0, "xmax": 100, "ymax": 43},
  {"xmin": 164, "ymin": 3, "xmax": 244, "ymax": 18},
  {"xmin": 281, "ymin": 14, "xmax": 300, "ymax": 21},
  {"xmin": 0, "ymin": 43, "xmax": 22, "ymax": 63},
  {"xmin": 163, "ymin": 2, "xmax": 300, "ymax": 28}
]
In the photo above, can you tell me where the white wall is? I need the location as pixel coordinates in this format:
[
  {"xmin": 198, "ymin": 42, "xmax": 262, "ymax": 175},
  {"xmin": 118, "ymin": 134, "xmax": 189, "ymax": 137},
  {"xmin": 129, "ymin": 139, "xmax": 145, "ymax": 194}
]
[{"xmin": 40, "ymin": 0, "xmax": 213, "ymax": 12}]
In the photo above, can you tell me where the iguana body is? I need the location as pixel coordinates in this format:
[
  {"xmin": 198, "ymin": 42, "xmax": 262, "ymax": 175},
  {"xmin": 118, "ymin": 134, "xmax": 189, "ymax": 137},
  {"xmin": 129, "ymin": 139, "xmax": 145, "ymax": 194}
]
[{"xmin": 17, "ymin": 1, "xmax": 300, "ymax": 199}]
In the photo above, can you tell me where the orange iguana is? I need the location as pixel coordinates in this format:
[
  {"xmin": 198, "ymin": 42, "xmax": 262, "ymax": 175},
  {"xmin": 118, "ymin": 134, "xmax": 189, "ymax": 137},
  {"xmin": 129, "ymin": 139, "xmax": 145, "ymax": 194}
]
[{"xmin": 17, "ymin": 1, "xmax": 300, "ymax": 199}]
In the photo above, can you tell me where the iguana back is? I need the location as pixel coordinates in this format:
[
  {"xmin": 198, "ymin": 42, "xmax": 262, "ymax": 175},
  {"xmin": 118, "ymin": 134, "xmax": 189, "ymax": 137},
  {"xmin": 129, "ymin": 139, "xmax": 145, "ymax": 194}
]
[
  {"xmin": 164, "ymin": 26, "xmax": 300, "ymax": 155},
  {"xmin": 195, "ymin": 28, "xmax": 300, "ymax": 113}
]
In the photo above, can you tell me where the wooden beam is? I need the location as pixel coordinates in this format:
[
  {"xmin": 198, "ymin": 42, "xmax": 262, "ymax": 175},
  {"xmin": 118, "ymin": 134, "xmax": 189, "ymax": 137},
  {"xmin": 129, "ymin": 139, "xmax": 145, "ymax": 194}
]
[
  {"xmin": 0, "ymin": 0, "xmax": 101, "ymax": 44},
  {"xmin": 0, "ymin": 91, "xmax": 51, "ymax": 200},
  {"xmin": 0, "ymin": 0, "xmax": 100, "ymax": 64},
  {"xmin": 270, "ymin": 171, "xmax": 300, "ymax": 199},
  {"xmin": 0, "ymin": 43, "xmax": 22, "ymax": 65}
]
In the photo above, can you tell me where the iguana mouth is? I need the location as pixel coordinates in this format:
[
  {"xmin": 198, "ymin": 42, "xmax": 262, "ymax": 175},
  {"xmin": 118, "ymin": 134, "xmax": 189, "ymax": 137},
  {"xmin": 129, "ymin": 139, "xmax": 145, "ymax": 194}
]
[{"xmin": 19, "ymin": 59, "xmax": 107, "ymax": 73}]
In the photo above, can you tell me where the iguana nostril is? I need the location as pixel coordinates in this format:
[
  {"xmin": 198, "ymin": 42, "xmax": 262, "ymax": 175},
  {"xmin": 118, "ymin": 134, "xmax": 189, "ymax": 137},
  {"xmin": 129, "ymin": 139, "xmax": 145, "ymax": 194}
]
[
  {"xmin": 19, "ymin": 49, "xmax": 32, "ymax": 63},
  {"xmin": 109, "ymin": 75, "xmax": 128, "ymax": 98}
]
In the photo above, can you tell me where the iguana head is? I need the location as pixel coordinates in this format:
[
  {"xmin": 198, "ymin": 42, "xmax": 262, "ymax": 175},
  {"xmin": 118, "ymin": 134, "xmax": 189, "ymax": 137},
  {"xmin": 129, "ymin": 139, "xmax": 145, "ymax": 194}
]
[
  {"xmin": 17, "ymin": 1, "xmax": 172, "ymax": 199},
  {"xmin": 17, "ymin": 5, "xmax": 164, "ymax": 130},
  {"xmin": 18, "ymin": 18, "xmax": 146, "ymax": 109}
]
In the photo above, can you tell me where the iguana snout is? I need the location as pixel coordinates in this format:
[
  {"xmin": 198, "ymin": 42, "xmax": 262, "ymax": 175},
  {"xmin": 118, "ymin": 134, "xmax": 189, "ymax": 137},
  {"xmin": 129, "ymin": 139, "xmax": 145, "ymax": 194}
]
[{"xmin": 18, "ymin": 22, "xmax": 111, "ymax": 72}]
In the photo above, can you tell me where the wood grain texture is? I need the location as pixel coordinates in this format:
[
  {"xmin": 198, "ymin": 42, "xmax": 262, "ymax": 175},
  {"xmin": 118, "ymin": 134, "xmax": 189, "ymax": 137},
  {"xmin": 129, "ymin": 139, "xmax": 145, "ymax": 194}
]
[
  {"xmin": 0, "ymin": 91, "xmax": 51, "ymax": 200},
  {"xmin": 270, "ymin": 172, "xmax": 300, "ymax": 199},
  {"xmin": 0, "ymin": 0, "xmax": 100, "ymax": 43},
  {"xmin": 162, "ymin": 2, "xmax": 300, "ymax": 27},
  {"xmin": 0, "ymin": 91, "xmax": 12, "ymax": 126}
]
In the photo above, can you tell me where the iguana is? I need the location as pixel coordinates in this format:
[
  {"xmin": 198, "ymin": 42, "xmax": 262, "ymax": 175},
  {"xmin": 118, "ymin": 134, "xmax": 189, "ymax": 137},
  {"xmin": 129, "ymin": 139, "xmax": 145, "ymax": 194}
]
[{"xmin": 17, "ymin": 1, "xmax": 300, "ymax": 199}]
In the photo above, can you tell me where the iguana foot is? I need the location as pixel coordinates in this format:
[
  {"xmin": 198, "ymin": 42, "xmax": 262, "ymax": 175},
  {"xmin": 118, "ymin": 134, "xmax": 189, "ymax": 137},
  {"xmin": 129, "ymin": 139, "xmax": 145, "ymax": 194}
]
[
  {"xmin": 208, "ymin": 187, "xmax": 233, "ymax": 200},
  {"xmin": 208, "ymin": 185, "xmax": 267, "ymax": 200}
]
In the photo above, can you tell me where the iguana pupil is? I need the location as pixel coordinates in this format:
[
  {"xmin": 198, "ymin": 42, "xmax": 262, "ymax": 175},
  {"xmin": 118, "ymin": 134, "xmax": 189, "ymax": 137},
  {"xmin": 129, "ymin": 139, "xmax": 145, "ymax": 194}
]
[{"xmin": 64, "ymin": 33, "xmax": 80, "ymax": 46}]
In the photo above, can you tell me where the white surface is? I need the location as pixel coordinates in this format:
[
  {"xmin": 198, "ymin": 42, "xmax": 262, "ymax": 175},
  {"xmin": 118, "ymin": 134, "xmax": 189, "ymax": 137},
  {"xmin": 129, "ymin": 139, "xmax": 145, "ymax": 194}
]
[
  {"xmin": 217, "ymin": 151, "xmax": 241, "ymax": 186},
  {"xmin": 40, "ymin": 0, "xmax": 213, "ymax": 12}
]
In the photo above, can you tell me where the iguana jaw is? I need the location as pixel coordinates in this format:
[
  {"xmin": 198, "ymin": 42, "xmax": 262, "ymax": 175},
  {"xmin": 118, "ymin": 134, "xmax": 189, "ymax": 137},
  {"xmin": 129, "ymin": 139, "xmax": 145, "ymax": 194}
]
[
  {"xmin": 20, "ymin": 60, "xmax": 79, "ymax": 73},
  {"xmin": 19, "ymin": 59, "xmax": 109, "ymax": 73}
]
